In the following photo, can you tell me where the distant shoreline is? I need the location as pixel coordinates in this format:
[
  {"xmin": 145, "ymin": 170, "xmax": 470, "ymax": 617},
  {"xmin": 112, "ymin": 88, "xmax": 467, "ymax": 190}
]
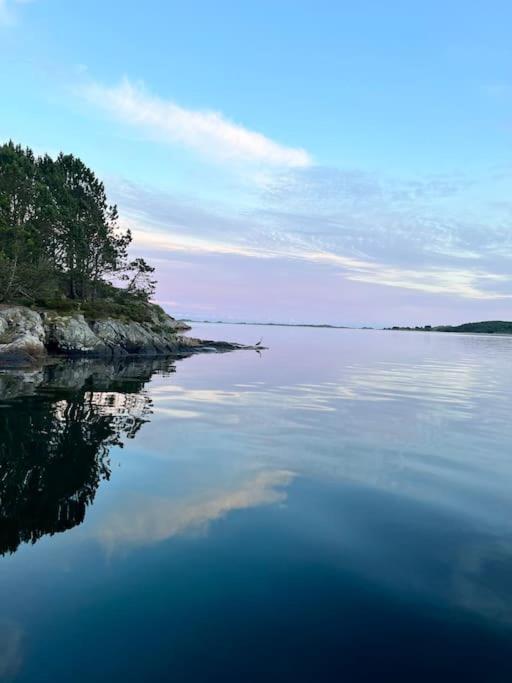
[
  {"xmin": 385, "ymin": 321, "xmax": 512, "ymax": 335},
  {"xmin": 185, "ymin": 319, "xmax": 512, "ymax": 336},
  {"xmin": 184, "ymin": 320, "xmax": 359, "ymax": 329}
]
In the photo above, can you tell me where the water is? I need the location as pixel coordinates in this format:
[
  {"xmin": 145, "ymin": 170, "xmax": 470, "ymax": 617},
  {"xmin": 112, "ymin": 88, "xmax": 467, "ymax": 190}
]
[{"xmin": 1, "ymin": 324, "xmax": 512, "ymax": 682}]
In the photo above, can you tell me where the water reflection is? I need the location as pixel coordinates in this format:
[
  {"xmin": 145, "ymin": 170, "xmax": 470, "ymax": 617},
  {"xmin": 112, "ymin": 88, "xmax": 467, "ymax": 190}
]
[
  {"xmin": 0, "ymin": 358, "xmax": 175, "ymax": 555},
  {"xmin": 2, "ymin": 329, "xmax": 512, "ymax": 557},
  {"xmin": 0, "ymin": 619, "xmax": 22, "ymax": 680},
  {"xmin": 146, "ymin": 353, "xmax": 512, "ymax": 527},
  {"xmin": 0, "ymin": 327, "xmax": 512, "ymax": 681},
  {"xmin": 97, "ymin": 469, "xmax": 294, "ymax": 552}
]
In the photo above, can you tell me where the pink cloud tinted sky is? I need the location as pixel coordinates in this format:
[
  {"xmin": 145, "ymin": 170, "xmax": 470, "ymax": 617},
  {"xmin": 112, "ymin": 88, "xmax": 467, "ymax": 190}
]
[{"xmin": 2, "ymin": 2, "xmax": 512, "ymax": 325}]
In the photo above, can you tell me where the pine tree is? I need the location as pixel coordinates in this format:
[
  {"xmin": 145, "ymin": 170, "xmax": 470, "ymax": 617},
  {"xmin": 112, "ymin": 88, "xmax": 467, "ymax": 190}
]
[{"xmin": 0, "ymin": 141, "xmax": 156, "ymax": 309}]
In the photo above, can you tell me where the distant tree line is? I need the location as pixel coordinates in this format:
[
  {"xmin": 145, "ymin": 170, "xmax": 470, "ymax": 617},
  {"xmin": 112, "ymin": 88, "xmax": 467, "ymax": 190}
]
[
  {"xmin": 0, "ymin": 141, "xmax": 155, "ymax": 308},
  {"xmin": 388, "ymin": 321, "xmax": 512, "ymax": 334}
]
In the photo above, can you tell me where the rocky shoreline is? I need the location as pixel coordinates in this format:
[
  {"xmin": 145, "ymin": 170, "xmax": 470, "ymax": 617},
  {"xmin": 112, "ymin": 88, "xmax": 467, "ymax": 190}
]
[{"xmin": 0, "ymin": 305, "xmax": 259, "ymax": 368}]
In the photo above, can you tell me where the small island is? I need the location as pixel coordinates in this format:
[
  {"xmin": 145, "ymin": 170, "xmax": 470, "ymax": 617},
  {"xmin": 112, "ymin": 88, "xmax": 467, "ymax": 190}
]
[
  {"xmin": 0, "ymin": 142, "xmax": 256, "ymax": 366},
  {"xmin": 387, "ymin": 321, "xmax": 512, "ymax": 335}
]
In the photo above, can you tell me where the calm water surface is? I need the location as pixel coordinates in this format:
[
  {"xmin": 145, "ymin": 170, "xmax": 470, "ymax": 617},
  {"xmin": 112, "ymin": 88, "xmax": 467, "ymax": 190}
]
[{"xmin": 1, "ymin": 325, "xmax": 512, "ymax": 681}]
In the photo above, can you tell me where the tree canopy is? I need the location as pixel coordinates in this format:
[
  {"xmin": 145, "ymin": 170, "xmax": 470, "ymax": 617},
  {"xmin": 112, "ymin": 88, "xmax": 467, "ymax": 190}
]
[{"xmin": 0, "ymin": 141, "xmax": 155, "ymax": 310}]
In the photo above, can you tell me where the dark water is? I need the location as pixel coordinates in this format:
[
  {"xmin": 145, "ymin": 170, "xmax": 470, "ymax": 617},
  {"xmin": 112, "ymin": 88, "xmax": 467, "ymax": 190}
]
[{"xmin": 1, "ymin": 324, "xmax": 512, "ymax": 682}]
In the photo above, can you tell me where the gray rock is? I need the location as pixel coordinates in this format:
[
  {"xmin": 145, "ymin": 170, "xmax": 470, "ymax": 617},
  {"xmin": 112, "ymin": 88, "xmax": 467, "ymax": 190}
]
[
  {"xmin": 0, "ymin": 307, "xmax": 46, "ymax": 365},
  {"xmin": 170, "ymin": 320, "xmax": 191, "ymax": 331},
  {"xmin": 42, "ymin": 310, "xmax": 190, "ymax": 357},
  {"xmin": 0, "ymin": 304, "xmax": 259, "ymax": 368},
  {"xmin": 145, "ymin": 305, "xmax": 191, "ymax": 332},
  {"xmin": 43, "ymin": 312, "xmax": 108, "ymax": 355},
  {"xmin": 92, "ymin": 319, "xmax": 167, "ymax": 354}
]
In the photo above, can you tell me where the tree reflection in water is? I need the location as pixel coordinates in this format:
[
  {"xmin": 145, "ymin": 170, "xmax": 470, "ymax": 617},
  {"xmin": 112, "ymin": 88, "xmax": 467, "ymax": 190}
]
[{"xmin": 0, "ymin": 358, "xmax": 177, "ymax": 555}]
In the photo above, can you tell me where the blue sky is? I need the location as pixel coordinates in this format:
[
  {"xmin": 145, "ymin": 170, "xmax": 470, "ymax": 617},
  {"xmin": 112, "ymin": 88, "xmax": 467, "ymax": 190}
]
[{"xmin": 1, "ymin": 0, "xmax": 511, "ymax": 324}]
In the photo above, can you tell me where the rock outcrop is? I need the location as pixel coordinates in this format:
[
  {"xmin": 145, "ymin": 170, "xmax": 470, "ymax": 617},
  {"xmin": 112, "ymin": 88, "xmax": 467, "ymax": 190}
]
[
  {"xmin": 0, "ymin": 307, "xmax": 46, "ymax": 366},
  {"xmin": 44, "ymin": 313, "xmax": 109, "ymax": 355},
  {"xmin": 0, "ymin": 305, "xmax": 258, "ymax": 368}
]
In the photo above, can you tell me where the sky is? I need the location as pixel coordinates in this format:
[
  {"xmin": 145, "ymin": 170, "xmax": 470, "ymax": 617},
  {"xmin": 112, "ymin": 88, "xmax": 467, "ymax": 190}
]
[{"xmin": 1, "ymin": 0, "xmax": 511, "ymax": 325}]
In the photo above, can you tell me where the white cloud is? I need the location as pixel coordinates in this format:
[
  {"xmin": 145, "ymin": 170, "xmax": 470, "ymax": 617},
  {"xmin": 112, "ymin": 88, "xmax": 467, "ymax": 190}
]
[
  {"xmin": 81, "ymin": 78, "xmax": 312, "ymax": 168},
  {"xmin": 116, "ymin": 195, "xmax": 512, "ymax": 301},
  {"xmin": 103, "ymin": 138, "xmax": 512, "ymax": 303}
]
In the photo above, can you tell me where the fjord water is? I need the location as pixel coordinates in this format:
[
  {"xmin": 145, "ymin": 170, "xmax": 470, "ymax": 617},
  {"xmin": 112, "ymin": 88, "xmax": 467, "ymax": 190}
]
[{"xmin": 1, "ymin": 325, "xmax": 512, "ymax": 682}]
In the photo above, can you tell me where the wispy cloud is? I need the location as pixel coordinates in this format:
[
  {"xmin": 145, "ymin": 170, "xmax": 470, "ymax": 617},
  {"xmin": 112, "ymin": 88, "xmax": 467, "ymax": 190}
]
[
  {"xmin": 111, "ymin": 176, "xmax": 512, "ymax": 301},
  {"xmin": 80, "ymin": 78, "xmax": 312, "ymax": 168},
  {"xmin": 131, "ymin": 225, "xmax": 510, "ymax": 300},
  {"xmin": 89, "ymin": 72, "xmax": 512, "ymax": 305}
]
